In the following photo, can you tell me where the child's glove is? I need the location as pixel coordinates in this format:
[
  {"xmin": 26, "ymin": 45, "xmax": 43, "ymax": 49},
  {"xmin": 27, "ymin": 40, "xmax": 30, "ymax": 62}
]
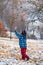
[{"xmin": 14, "ymin": 26, "xmax": 17, "ymax": 30}]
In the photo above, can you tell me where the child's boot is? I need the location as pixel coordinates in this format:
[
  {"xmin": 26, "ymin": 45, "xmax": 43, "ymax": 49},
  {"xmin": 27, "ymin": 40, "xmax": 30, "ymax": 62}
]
[{"xmin": 25, "ymin": 55, "xmax": 30, "ymax": 60}]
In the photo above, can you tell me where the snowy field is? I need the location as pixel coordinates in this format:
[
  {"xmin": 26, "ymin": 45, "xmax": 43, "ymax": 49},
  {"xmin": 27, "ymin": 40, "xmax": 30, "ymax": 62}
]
[{"xmin": 0, "ymin": 37, "xmax": 43, "ymax": 65}]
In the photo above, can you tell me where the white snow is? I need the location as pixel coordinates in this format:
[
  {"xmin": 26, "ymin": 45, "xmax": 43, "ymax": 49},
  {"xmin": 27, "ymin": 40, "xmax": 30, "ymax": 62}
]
[{"xmin": 0, "ymin": 37, "xmax": 43, "ymax": 65}]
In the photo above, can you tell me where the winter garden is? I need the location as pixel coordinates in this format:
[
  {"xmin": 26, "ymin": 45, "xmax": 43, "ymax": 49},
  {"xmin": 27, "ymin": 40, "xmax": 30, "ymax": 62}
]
[{"xmin": 0, "ymin": 0, "xmax": 43, "ymax": 65}]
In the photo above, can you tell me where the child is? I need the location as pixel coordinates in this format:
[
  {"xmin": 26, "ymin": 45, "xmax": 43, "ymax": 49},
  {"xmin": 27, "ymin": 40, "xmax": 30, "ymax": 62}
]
[{"xmin": 14, "ymin": 28, "xmax": 29, "ymax": 60}]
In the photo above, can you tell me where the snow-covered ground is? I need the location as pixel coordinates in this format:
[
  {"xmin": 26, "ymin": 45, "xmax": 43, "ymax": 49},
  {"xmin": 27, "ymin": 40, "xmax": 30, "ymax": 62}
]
[{"xmin": 0, "ymin": 37, "xmax": 43, "ymax": 65}]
